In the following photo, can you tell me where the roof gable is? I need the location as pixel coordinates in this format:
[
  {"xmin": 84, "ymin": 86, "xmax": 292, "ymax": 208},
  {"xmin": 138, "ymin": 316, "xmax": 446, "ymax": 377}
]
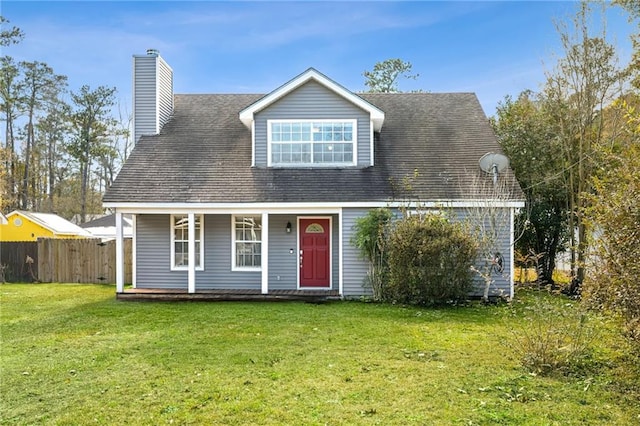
[
  {"xmin": 7, "ymin": 211, "xmax": 92, "ymax": 237},
  {"xmin": 239, "ymin": 68, "xmax": 385, "ymax": 131}
]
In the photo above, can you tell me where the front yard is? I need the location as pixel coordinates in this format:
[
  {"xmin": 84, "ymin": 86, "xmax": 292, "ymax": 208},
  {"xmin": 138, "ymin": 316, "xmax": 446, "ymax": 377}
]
[{"xmin": 1, "ymin": 284, "xmax": 638, "ymax": 425}]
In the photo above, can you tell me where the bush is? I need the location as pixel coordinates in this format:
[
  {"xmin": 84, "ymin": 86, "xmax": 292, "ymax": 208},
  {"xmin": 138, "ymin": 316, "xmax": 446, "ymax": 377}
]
[
  {"xmin": 351, "ymin": 208, "xmax": 393, "ymax": 301},
  {"xmin": 386, "ymin": 214, "xmax": 477, "ymax": 305},
  {"xmin": 508, "ymin": 296, "xmax": 599, "ymax": 376},
  {"xmin": 583, "ymin": 140, "xmax": 640, "ymax": 348}
]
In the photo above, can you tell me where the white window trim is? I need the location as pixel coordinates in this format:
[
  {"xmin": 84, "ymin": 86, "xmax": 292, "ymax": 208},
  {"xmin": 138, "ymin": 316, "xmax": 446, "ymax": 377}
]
[
  {"xmin": 231, "ymin": 214, "xmax": 263, "ymax": 272},
  {"xmin": 267, "ymin": 119, "xmax": 357, "ymax": 167},
  {"xmin": 170, "ymin": 214, "xmax": 204, "ymax": 271},
  {"xmin": 406, "ymin": 209, "xmax": 446, "ymax": 218}
]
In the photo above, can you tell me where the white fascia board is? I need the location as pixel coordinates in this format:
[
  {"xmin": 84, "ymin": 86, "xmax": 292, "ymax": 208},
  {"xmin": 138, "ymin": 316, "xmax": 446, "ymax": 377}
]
[
  {"xmin": 239, "ymin": 68, "xmax": 385, "ymax": 131},
  {"xmin": 104, "ymin": 199, "xmax": 525, "ymax": 214}
]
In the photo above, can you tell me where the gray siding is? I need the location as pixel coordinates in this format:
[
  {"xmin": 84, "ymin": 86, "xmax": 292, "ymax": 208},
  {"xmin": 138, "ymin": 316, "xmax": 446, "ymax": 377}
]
[
  {"xmin": 341, "ymin": 207, "xmax": 514, "ymax": 298},
  {"xmin": 132, "ymin": 53, "xmax": 173, "ymax": 144},
  {"xmin": 135, "ymin": 214, "xmax": 260, "ymax": 290},
  {"xmin": 200, "ymin": 214, "xmax": 261, "ymax": 290},
  {"xmin": 342, "ymin": 208, "xmax": 374, "ymax": 297},
  {"xmin": 254, "ymin": 81, "xmax": 371, "ymax": 167},
  {"xmin": 135, "ymin": 209, "xmax": 512, "ymax": 297},
  {"xmin": 267, "ymin": 214, "xmax": 299, "ymax": 290},
  {"xmin": 136, "ymin": 214, "xmax": 186, "ymax": 289}
]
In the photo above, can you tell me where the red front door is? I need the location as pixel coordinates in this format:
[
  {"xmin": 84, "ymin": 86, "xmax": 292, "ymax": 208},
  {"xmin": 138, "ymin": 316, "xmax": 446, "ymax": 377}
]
[{"xmin": 299, "ymin": 218, "xmax": 330, "ymax": 288}]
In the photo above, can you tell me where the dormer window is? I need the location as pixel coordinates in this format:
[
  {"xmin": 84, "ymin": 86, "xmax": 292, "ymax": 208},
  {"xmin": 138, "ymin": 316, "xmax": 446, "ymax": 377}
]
[{"xmin": 268, "ymin": 119, "xmax": 357, "ymax": 166}]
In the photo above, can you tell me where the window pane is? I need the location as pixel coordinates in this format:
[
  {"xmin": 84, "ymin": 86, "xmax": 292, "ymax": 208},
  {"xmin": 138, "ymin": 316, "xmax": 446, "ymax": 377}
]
[{"xmin": 172, "ymin": 215, "xmax": 202, "ymax": 268}]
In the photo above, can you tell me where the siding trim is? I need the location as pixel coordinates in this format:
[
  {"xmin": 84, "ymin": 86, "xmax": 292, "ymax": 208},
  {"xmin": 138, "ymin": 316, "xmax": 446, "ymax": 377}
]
[
  {"xmin": 370, "ymin": 121, "xmax": 374, "ymax": 167},
  {"xmin": 106, "ymin": 200, "xmax": 526, "ymax": 212},
  {"xmin": 251, "ymin": 120, "xmax": 256, "ymax": 167}
]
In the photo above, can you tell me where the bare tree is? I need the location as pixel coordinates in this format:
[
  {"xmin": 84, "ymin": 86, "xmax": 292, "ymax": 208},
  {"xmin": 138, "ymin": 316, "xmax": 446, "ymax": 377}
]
[{"xmin": 464, "ymin": 172, "xmax": 521, "ymax": 301}]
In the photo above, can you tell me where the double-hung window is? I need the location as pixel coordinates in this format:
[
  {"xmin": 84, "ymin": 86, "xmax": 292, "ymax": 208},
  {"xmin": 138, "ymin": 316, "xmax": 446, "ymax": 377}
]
[
  {"xmin": 171, "ymin": 214, "xmax": 204, "ymax": 270},
  {"xmin": 269, "ymin": 120, "xmax": 356, "ymax": 166},
  {"xmin": 232, "ymin": 215, "xmax": 262, "ymax": 270}
]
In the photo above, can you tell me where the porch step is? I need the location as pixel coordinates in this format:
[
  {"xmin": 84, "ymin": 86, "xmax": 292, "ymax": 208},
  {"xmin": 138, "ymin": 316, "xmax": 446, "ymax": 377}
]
[{"xmin": 117, "ymin": 288, "xmax": 341, "ymax": 302}]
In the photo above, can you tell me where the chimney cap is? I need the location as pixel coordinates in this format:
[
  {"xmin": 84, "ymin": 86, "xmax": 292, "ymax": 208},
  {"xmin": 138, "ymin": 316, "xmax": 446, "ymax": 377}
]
[{"xmin": 146, "ymin": 48, "xmax": 159, "ymax": 56}]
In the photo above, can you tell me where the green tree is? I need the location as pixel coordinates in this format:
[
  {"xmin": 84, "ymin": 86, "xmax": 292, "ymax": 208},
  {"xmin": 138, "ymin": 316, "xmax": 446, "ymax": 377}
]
[
  {"xmin": 583, "ymin": 97, "xmax": 640, "ymax": 342},
  {"xmin": 0, "ymin": 55, "xmax": 23, "ymax": 210},
  {"xmin": 545, "ymin": 2, "xmax": 624, "ymax": 293},
  {"xmin": 491, "ymin": 91, "xmax": 569, "ymax": 285},
  {"xmin": 36, "ymin": 93, "xmax": 71, "ymax": 212},
  {"xmin": 0, "ymin": 16, "xmax": 24, "ymax": 46},
  {"xmin": 363, "ymin": 58, "xmax": 418, "ymax": 93},
  {"xmin": 67, "ymin": 85, "xmax": 117, "ymax": 223},
  {"xmin": 19, "ymin": 61, "xmax": 67, "ymax": 210}
]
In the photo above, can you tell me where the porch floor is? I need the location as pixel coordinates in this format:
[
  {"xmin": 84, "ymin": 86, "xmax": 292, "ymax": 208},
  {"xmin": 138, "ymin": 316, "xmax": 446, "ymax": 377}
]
[{"xmin": 117, "ymin": 288, "xmax": 341, "ymax": 302}]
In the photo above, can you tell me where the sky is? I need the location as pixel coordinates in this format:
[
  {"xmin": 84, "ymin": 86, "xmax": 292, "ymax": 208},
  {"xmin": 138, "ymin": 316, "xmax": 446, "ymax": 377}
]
[{"xmin": 2, "ymin": 1, "xmax": 635, "ymax": 117}]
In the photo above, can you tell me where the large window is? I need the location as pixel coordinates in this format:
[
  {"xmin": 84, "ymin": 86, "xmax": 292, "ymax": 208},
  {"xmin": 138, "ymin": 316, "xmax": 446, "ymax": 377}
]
[
  {"xmin": 233, "ymin": 215, "xmax": 262, "ymax": 270},
  {"xmin": 269, "ymin": 120, "xmax": 356, "ymax": 166},
  {"xmin": 171, "ymin": 214, "xmax": 203, "ymax": 270}
]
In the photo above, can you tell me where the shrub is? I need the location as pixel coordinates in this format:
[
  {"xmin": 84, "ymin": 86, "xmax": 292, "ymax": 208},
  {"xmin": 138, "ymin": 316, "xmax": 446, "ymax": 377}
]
[
  {"xmin": 351, "ymin": 208, "xmax": 393, "ymax": 301},
  {"xmin": 583, "ymin": 139, "xmax": 640, "ymax": 348},
  {"xmin": 508, "ymin": 296, "xmax": 599, "ymax": 376},
  {"xmin": 386, "ymin": 214, "xmax": 477, "ymax": 305}
]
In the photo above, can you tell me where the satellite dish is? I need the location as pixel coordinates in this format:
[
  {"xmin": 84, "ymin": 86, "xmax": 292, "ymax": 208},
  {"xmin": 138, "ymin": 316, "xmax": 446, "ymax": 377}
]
[{"xmin": 479, "ymin": 152, "xmax": 509, "ymax": 184}]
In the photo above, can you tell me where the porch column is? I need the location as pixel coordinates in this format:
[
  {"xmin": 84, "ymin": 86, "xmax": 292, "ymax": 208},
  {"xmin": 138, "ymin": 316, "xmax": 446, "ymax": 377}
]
[
  {"xmin": 115, "ymin": 211, "xmax": 124, "ymax": 293},
  {"xmin": 261, "ymin": 213, "xmax": 269, "ymax": 294},
  {"xmin": 188, "ymin": 213, "xmax": 196, "ymax": 294},
  {"xmin": 131, "ymin": 214, "xmax": 137, "ymax": 288},
  {"xmin": 509, "ymin": 208, "xmax": 515, "ymax": 300},
  {"xmin": 338, "ymin": 208, "xmax": 343, "ymax": 296}
]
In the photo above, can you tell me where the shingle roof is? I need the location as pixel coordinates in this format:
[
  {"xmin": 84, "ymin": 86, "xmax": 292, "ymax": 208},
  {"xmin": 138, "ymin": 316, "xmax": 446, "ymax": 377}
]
[{"xmin": 103, "ymin": 92, "xmax": 524, "ymax": 204}]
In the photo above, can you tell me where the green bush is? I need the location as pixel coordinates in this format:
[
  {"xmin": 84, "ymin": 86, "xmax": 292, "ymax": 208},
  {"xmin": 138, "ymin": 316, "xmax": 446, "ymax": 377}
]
[
  {"xmin": 508, "ymin": 296, "xmax": 599, "ymax": 376},
  {"xmin": 351, "ymin": 208, "xmax": 393, "ymax": 301},
  {"xmin": 386, "ymin": 214, "xmax": 477, "ymax": 305}
]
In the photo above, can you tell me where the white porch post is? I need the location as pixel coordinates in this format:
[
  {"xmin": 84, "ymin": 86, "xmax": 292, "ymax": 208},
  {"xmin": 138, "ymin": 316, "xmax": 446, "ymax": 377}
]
[
  {"xmin": 188, "ymin": 213, "xmax": 196, "ymax": 294},
  {"xmin": 131, "ymin": 214, "xmax": 137, "ymax": 288},
  {"xmin": 509, "ymin": 207, "xmax": 515, "ymax": 300},
  {"xmin": 338, "ymin": 208, "xmax": 343, "ymax": 296},
  {"xmin": 115, "ymin": 211, "xmax": 124, "ymax": 293},
  {"xmin": 261, "ymin": 213, "xmax": 269, "ymax": 294}
]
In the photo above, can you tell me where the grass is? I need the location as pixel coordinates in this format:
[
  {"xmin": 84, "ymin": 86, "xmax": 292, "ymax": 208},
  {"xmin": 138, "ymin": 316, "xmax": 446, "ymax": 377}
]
[{"xmin": 1, "ymin": 284, "xmax": 638, "ymax": 425}]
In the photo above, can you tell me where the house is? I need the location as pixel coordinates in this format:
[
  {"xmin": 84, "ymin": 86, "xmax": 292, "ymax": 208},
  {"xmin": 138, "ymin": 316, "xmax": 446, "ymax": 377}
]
[
  {"xmin": 80, "ymin": 214, "xmax": 133, "ymax": 241},
  {"xmin": 103, "ymin": 50, "xmax": 525, "ymax": 299},
  {"xmin": 0, "ymin": 210, "xmax": 93, "ymax": 242}
]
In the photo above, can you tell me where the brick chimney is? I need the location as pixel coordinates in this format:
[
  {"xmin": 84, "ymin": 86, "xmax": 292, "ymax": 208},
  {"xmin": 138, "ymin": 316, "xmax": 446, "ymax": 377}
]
[{"xmin": 132, "ymin": 49, "xmax": 174, "ymax": 144}]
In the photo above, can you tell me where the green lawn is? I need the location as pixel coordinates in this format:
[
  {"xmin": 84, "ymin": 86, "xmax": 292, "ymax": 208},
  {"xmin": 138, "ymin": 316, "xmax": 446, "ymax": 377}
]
[{"xmin": 1, "ymin": 284, "xmax": 638, "ymax": 425}]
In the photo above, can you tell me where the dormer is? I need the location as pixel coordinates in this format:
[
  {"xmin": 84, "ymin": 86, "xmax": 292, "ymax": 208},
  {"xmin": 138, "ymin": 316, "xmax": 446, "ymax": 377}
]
[{"xmin": 239, "ymin": 68, "xmax": 385, "ymax": 168}]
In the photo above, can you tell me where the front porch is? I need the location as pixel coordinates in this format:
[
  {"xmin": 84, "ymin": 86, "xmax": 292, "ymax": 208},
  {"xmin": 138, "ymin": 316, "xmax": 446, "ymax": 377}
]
[{"xmin": 117, "ymin": 288, "xmax": 341, "ymax": 302}]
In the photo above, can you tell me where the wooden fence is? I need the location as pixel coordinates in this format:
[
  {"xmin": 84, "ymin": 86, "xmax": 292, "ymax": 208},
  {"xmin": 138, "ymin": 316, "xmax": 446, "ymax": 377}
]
[
  {"xmin": 0, "ymin": 242, "xmax": 38, "ymax": 282},
  {"xmin": 1, "ymin": 238, "xmax": 132, "ymax": 284}
]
